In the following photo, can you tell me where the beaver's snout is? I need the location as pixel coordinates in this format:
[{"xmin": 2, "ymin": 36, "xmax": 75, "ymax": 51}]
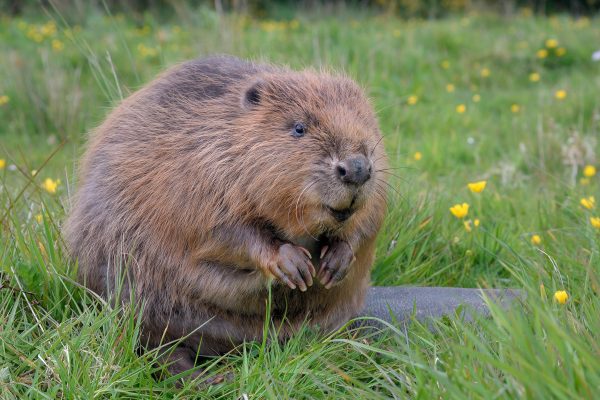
[{"xmin": 335, "ymin": 154, "xmax": 372, "ymax": 186}]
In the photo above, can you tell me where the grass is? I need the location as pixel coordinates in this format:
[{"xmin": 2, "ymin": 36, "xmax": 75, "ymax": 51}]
[{"xmin": 1, "ymin": 4, "xmax": 599, "ymax": 398}]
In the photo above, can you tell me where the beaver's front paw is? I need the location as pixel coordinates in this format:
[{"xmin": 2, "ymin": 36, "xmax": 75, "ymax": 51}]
[
  {"xmin": 318, "ymin": 240, "xmax": 355, "ymax": 289},
  {"xmin": 266, "ymin": 243, "xmax": 315, "ymax": 291}
]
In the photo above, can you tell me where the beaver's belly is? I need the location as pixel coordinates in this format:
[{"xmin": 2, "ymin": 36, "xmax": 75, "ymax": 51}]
[
  {"xmin": 291, "ymin": 235, "xmax": 326, "ymax": 266},
  {"xmin": 199, "ymin": 268, "xmax": 331, "ymax": 318}
]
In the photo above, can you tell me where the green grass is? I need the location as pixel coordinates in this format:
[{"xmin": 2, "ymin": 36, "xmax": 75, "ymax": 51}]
[{"xmin": 1, "ymin": 4, "xmax": 600, "ymax": 398}]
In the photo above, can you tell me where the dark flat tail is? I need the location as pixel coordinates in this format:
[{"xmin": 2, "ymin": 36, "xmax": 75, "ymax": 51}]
[{"xmin": 355, "ymin": 286, "xmax": 524, "ymax": 328}]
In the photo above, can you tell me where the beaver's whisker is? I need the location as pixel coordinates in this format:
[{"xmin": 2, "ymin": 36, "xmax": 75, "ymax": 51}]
[
  {"xmin": 373, "ymin": 186, "xmax": 393, "ymax": 206},
  {"xmin": 294, "ymin": 180, "xmax": 318, "ymax": 240},
  {"xmin": 369, "ymin": 135, "xmax": 385, "ymax": 159},
  {"xmin": 376, "ymin": 170, "xmax": 408, "ymax": 184},
  {"xmin": 299, "ymin": 202, "xmax": 317, "ymax": 241},
  {"xmin": 374, "ymin": 182, "xmax": 391, "ymax": 199},
  {"xmin": 376, "ymin": 166, "xmax": 416, "ymax": 171},
  {"xmin": 371, "ymin": 186, "xmax": 389, "ymax": 206},
  {"xmin": 376, "ymin": 178, "xmax": 404, "ymax": 201}
]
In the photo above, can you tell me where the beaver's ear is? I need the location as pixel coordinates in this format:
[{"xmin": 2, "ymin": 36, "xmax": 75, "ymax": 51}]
[{"xmin": 242, "ymin": 79, "xmax": 265, "ymax": 108}]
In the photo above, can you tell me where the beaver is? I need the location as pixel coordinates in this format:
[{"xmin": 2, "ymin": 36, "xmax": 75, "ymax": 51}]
[{"xmin": 64, "ymin": 55, "xmax": 388, "ymax": 378}]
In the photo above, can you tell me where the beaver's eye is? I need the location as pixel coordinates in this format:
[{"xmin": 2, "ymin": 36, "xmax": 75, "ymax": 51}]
[{"xmin": 291, "ymin": 122, "xmax": 306, "ymax": 138}]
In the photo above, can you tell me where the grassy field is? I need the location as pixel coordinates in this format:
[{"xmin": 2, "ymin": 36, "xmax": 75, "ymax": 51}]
[{"xmin": 1, "ymin": 4, "xmax": 599, "ymax": 398}]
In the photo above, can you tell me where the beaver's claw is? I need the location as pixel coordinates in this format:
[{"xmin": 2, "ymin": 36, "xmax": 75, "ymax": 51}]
[
  {"xmin": 318, "ymin": 240, "xmax": 355, "ymax": 289},
  {"xmin": 267, "ymin": 243, "xmax": 315, "ymax": 291}
]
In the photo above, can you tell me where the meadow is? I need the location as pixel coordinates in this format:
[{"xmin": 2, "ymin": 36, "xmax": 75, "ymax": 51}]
[{"xmin": 0, "ymin": 4, "xmax": 599, "ymax": 398}]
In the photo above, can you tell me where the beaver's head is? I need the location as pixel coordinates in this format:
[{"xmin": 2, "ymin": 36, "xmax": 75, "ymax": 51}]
[{"xmin": 234, "ymin": 70, "xmax": 387, "ymax": 237}]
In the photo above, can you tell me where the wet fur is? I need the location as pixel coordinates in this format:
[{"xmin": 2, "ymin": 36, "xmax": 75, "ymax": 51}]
[{"xmin": 64, "ymin": 55, "xmax": 387, "ymax": 375}]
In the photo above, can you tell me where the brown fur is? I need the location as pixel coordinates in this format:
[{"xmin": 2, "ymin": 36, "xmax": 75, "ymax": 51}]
[{"xmin": 64, "ymin": 55, "xmax": 387, "ymax": 377}]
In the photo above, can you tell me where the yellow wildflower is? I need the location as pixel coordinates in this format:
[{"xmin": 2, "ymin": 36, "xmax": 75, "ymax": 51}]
[
  {"xmin": 407, "ymin": 95, "xmax": 418, "ymax": 105},
  {"xmin": 480, "ymin": 68, "xmax": 491, "ymax": 78},
  {"xmin": 531, "ymin": 234, "xmax": 542, "ymax": 245},
  {"xmin": 446, "ymin": 83, "xmax": 455, "ymax": 93},
  {"xmin": 536, "ymin": 49, "xmax": 548, "ymax": 59},
  {"xmin": 36, "ymin": 214, "xmax": 43, "ymax": 223},
  {"xmin": 449, "ymin": 203, "xmax": 469, "ymax": 219},
  {"xmin": 441, "ymin": 60, "xmax": 450, "ymax": 69},
  {"xmin": 545, "ymin": 38, "xmax": 559, "ymax": 48},
  {"xmin": 0, "ymin": 95, "xmax": 9, "ymax": 106},
  {"xmin": 580, "ymin": 178, "xmax": 590, "ymax": 186},
  {"xmin": 583, "ymin": 165, "xmax": 596, "ymax": 177},
  {"xmin": 42, "ymin": 178, "xmax": 58, "ymax": 194},
  {"xmin": 472, "ymin": 94, "xmax": 481, "ymax": 102},
  {"xmin": 467, "ymin": 180, "xmax": 486, "ymax": 193},
  {"xmin": 529, "ymin": 72, "xmax": 540, "ymax": 82},
  {"xmin": 580, "ymin": 196, "xmax": 595, "ymax": 210},
  {"xmin": 260, "ymin": 20, "xmax": 288, "ymax": 32},
  {"xmin": 456, "ymin": 104, "xmax": 466, "ymax": 114},
  {"xmin": 0, "ymin": 159, "xmax": 5, "ymax": 169},
  {"xmin": 413, "ymin": 151, "xmax": 422, "ymax": 161},
  {"xmin": 553, "ymin": 290, "xmax": 568, "ymax": 304},
  {"xmin": 511, "ymin": 104, "xmax": 520, "ymax": 113},
  {"xmin": 556, "ymin": 47, "xmax": 566, "ymax": 57},
  {"xmin": 137, "ymin": 43, "xmax": 158, "ymax": 58},
  {"xmin": 51, "ymin": 39, "xmax": 64, "ymax": 52},
  {"xmin": 591, "ymin": 217, "xmax": 600, "ymax": 229},
  {"xmin": 464, "ymin": 220, "xmax": 472, "ymax": 232},
  {"xmin": 40, "ymin": 21, "xmax": 56, "ymax": 37},
  {"xmin": 555, "ymin": 90, "xmax": 567, "ymax": 100},
  {"xmin": 26, "ymin": 26, "xmax": 44, "ymax": 43},
  {"xmin": 464, "ymin": 219, "xmax": 480, "ymax": 233}
]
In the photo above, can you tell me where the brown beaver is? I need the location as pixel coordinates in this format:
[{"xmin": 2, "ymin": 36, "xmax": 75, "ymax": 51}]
[{"xmin": 64, "ymin": 55, "xmax": 388, "ymax": 378}]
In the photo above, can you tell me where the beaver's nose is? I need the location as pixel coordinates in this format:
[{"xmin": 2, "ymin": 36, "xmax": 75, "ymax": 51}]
[{"xmin": 335, "ymin": 154, "xmax": 372, "ymax": 186}]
